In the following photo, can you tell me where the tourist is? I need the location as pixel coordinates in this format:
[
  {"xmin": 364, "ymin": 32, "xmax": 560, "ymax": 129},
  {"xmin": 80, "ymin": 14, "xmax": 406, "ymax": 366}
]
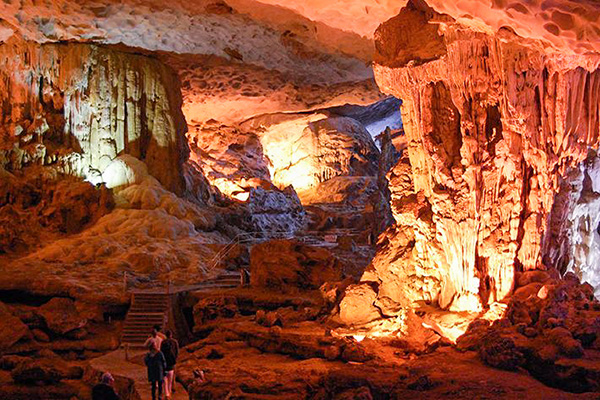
[
  {"xmin": 92, "ymin": 372, "xmax": 121, "ymax": 400},
  {"xmin": 160, "ymin": 329, "xmax": 179, "ymax": 399},
  {"xmin": 144, "ymin": 324, "xmax": 166, "ymax": 350},
  {"xmin": 144, "ymin": 342, "xmax": 167, "ymax": 400}
]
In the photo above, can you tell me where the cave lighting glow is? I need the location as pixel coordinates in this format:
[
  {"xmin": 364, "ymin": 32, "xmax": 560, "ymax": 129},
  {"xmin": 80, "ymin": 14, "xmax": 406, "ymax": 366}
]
[{"xmin": 353, "ymin": 335, "xmax": 365, "ymax": 342}]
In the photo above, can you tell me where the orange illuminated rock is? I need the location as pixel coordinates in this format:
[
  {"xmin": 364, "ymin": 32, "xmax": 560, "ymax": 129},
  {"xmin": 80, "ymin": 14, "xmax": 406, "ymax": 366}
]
[
  {"xmin": 0, "ymin": 37, "xmax": 188, "ymax": 195},
  {"xmin": 255, "ymin": 114, "xmax": 380, "ymax": 200},
  {"xmin": 250, "ymin": 239, "xmax": 344, "ymax": 292},
  {"xmin": 341, "ymin": 0, "xmax": 600, "ymax": 329}
]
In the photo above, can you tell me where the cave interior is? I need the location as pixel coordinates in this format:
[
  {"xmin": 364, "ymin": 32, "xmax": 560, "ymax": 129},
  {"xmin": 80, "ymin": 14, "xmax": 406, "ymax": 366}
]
[{"xmin": 1, "ymin": 0, "xmax": 600, "ymax": 399}]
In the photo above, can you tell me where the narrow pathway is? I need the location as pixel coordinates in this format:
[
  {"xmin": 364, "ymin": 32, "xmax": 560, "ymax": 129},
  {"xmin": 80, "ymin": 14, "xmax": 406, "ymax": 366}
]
[{"xmin": 90, "ymin": 349, "xmax": 188, "ymax": 400}]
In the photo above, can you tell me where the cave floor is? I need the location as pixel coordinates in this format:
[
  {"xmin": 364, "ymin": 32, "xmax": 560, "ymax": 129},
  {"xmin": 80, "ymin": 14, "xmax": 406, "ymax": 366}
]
[
  {"xmin": 90, "ymin": 349, "xmax": 189, "ymax": 400},
  {"xmin": 175, "ymin": 316, "xmax": 597, "ymax": 399}
]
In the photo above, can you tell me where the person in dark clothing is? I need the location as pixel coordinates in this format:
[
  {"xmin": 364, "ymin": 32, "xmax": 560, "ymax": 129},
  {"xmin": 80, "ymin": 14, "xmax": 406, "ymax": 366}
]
[
  {"xmin": 92, "ymin": 372, "xmax": 120, "ymax": 400},
  {"xmin": 160, "ymin": 330, "xmax": 179, "ymax": 399},
  {"xmin": 144, "ymin": 342, "xmax": 167, "ymax": 400}
]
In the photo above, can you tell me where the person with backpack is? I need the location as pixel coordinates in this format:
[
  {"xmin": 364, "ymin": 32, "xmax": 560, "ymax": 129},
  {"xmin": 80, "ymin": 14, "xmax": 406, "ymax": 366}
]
[
  {"xmin": 144, "ymin": 341, "xmax": 167, "ymax": 400},
  {"xmin": 160, "ymin": 329, "xmax": 179, "ymax": 399}
]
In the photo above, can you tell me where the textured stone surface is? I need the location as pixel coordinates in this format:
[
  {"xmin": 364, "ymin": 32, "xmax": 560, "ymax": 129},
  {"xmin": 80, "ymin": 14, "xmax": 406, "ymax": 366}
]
[
  {"xmin": 38, "ymin": 298, "xmax": 87, "ymax": 335},
  {"xmin": 343, "ymin": 0, "xmax": 600, "ymax": 325},
  {"xmin": 546, "ymin": 151, "xmax": 600, "ymax": 293},
  {"xmin": 187, "ymin": 123, "xmax": 271, "ymax": 201},
  {"xmin": 246, "ymin": 186, "xmax": 306, "ymax": 235},
  {"xmin": 0, "ymin": 38, "xmax": 188, "ymax": 194},
  {"xmin": 458, "ymin": 271, "xmax": 600, "ymax": 392},
  {"xmin": 250, "ymin": 239, "xmax": 344, "ymax": 292},
  {"xmin": 0, "ymin": 302, "xmax": 30, "ymax": 351},
  {"xmin": 254, "ymin": 114, "xmax": 380, "ymax": 201},
  {"xmin": 0, "ymin": 171, "xmax": 113, "ymax": 253}
]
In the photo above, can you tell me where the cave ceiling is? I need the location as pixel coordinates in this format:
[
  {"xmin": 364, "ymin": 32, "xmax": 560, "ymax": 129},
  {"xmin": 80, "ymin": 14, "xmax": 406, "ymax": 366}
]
[
  {"xmin": 2, "ymin": 0, "xmax": 599, "ymax": 125},
  {"xmin": 1, "ymin": 0, "xmax": 599, "ymax": 55}
]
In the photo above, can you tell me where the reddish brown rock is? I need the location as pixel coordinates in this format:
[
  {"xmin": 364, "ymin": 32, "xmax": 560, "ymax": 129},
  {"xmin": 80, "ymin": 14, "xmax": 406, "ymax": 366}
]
[
  {"xmin": 250, "ymin": 239, "xmax": 344, "ymax": 292},
  {"xmin": 0, "ymin": 302, "xmax": 30, "ymax": 352},
  {"xmin": 38, "ymin": 298, "xmax": 87, "ymax": 336}
]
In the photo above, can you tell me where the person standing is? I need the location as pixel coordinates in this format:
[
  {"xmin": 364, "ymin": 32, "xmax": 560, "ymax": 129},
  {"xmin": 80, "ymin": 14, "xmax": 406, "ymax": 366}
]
[
  {"xmin": 144, "ymin": 325, "xmax": 166, "ymax": 350},
  {"xmin": 92, "ymin": 372, "xmax": 121, "ymax": 400},
  {"xmin": 144, "ymin": 342, "xmax": 167, "ymax": 400},
  {"xmin": 160, "ymin": 330, "xmax": 179, "ymax": 399}
]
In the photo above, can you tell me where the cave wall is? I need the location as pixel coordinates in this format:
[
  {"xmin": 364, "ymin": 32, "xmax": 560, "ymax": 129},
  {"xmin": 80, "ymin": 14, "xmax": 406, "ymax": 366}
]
[
  {"xmin": 0, "ymin": 36, "xmax": 188, "ymax": 194},
  {"xmin": 357, "ymin": 0, "xmax": 600, "ymax": 315}
]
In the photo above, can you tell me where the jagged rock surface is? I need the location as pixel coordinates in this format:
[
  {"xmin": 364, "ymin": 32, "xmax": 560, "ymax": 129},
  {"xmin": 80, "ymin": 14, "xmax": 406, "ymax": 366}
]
[
  {"xmin": 0, "ymin": 37, "xmax": 188, "ymax": 194},
  {"xmin": 248, "ymin": 114, "xmax": 380, "ymax": 201},
  {"xmin": 458, "ymin": 271, "xmax": 600, "ymax": 393},
  {"xmin": 250, "ymin": 239, "xmax": 344, "ymax": 292},
  {"xmin": 342, "ymin": 0, "xmax": 600, "ymax": 325},
  {"xmin": 187, "ymin": 123, "xmax": 271, "ymax": 201}
]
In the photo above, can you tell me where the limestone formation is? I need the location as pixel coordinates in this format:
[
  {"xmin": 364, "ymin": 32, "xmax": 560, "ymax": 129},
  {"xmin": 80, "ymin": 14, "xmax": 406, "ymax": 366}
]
[
  {"xmin": 342, "ymin": 0, "xmax": 600, "ymax": 326},
  {"xmin": 187, "ymin": 123, "xmax": 271, "ymax": 201},
  {"xmin": 250, "ymin": 239, "xmax": 344, "ymax": 292},
  {"xmin": 256, "ymin": 115, "xmax": 380, "ymax": 200},
  {"xmin": 1, "ymin": 0, "xmax": 600, "ymax": 399},
  {"xmin": 0, "ymin": 37, "xmax": 188, "ymax": 194}
]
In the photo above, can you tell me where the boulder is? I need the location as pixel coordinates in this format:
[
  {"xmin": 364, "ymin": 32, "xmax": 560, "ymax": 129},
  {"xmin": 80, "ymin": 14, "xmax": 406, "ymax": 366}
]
[
  {"xmin": 0, "ymin": 355, "xmax": 30, "ymax": 371},
  {"xmin": 547, "ymin": 327, "xmax": 584, "ymax": 358},
  {"xmin": 478, "ymin": 333, "xmax": 525, "ymax": 371},
  {"xmin": 338, "ymin": 283, "xmax": 380, "ymax": 326},
  {"xmin": 193, "ymin": 296, "xmax": 238, "ymax": 327},
  {"xmin": 246, "ymin": 186, "xmax": 305, "ymax": 235},
  {"xmin": 513, "ymin": 282, "xmax": 544, "ymax": 301},
  {"xmin": 516, "ymin": 270, "xmax": 552, "ymax": 287},
  {"xmin": 335, "ymin": 386, "xmax": 373, "ymax": 400},
  {"xmin": 11, "ymin": 359, "xmax": 63, "ymax": 384},
  {"xmin": 32, "ymin": 329, "xmax": 50, "ymax": 343},
  {"xmin": 0, "ymin": 302, "xmax": 30, "ymax": 351},
  {"xmin": 250, "ymin": 239, "xmax": 343, "ymax": 292},
  {"xmin": 0, "ymin": 382, "xmax": 78, "ymax": 400},
  {"xmin": 38, "ymin": 298, "xmax": 87, "ymax": 335}
]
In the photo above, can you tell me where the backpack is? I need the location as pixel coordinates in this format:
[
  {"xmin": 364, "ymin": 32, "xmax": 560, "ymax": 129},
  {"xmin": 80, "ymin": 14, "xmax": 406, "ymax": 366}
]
[{"xmin": 162, "ymin": 339, "xmax": 177, "ymax": 366}]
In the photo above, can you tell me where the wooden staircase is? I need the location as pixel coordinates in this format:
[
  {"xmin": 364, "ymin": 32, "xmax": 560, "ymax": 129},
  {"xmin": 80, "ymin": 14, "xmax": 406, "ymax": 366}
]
[
  {"xmin": 120, "ymin": 271, "xmax": 247, "ymax": 347},
  {"xmin": 121, "ymin": 292, "xmax": 170, "ymax": 347},
  {"xmin": 198, "ymin": 272, "xmax": 245, "ymax": 290}
]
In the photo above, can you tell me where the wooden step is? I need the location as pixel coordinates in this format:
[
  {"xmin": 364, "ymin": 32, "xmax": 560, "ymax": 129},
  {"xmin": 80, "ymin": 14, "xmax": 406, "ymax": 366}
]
[{"xmin": 122, "ymin": 292, "xmax": 170, "ymax": 346}]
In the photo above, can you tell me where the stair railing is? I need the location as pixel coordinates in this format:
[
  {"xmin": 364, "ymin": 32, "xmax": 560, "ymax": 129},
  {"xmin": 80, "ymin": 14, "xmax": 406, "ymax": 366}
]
[{"xmin": 205, "ymin": 228, "xmax": 365, "ymax": 273}]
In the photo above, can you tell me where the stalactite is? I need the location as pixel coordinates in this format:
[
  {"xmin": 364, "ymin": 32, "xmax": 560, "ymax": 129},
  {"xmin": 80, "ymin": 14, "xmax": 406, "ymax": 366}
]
[
  {"xmin": 0, "ymin": 36, "xmax": 187, "ymax": 194},
  {"xmin": 340, "ymin": 0, "xmax": 600, "ymax": 323}
]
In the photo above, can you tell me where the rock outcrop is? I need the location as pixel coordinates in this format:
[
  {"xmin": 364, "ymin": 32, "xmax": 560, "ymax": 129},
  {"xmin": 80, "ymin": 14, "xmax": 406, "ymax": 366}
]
[
  {"xmin": 0, "ymin": 36, "xmax": 188, "ymax": 194},
  {"xmin": 250, "ymin": 239, "xmax": 344, "ymax": 292},
  {"xmin": 256, "ymin": 115, "xmax": 380, "ymax": 200},
  {"xmin": 187, "ymin": 123, "xmax": 271, "ymax": 201},
  {"xmin": 458, "ymin": 271, "xmax": 600, "ymax": 393},
  {"xmin": 341, "ymin": 0, "xmax": 600, "ymax": 326},
  {"xmin": 0, "ymin": 170, "xmax": 114, "ymax": 253}
]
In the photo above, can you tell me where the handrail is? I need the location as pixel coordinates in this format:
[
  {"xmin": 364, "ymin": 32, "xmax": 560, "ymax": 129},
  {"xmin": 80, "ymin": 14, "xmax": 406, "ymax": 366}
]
[
  {"xmin": 206, "ymin": 230, "xmax": 298, "ymax": 273},
  {"xmin": 124, "ymin": 229, "xmax": 365, "ymax": 293},
  {"xmin": 204, "ymin": 228, "xmax": 365, "ymax": 274}
]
